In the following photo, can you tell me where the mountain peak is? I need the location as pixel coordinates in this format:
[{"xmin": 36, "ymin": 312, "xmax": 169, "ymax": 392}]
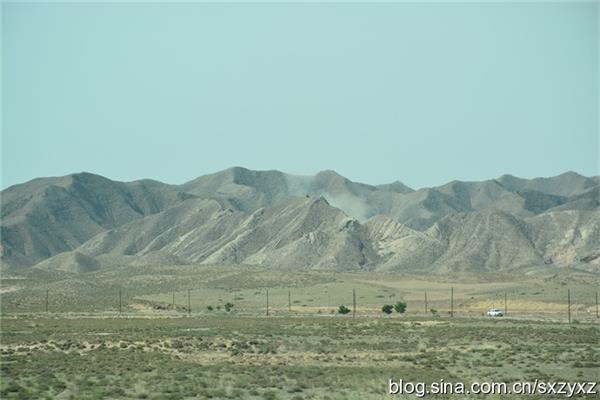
[
  {"xmin": 376, "ymin": 180, "xmax": 414, "ymax": 194},
  {"xmin": 557, "ymin": 170, "xmax": 585, "ymax": 179},
  {"xmin": 315, "ymin": 169, "xmax": 345, "ymax": 179}
]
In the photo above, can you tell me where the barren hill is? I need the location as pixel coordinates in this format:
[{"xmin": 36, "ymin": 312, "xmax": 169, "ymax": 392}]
[
  {"xmin": 0, "ymin": 172, "xmax": 192, "ymax": 268},
  {"xmin": 1, "ymin": 168, "xmax": 598, "ymax": 272}
]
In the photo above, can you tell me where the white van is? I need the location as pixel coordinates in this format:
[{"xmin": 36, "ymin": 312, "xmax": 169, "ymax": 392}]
[{"xmin": 486, "ymin": 308, "xmax": 504, "ymax": 317}]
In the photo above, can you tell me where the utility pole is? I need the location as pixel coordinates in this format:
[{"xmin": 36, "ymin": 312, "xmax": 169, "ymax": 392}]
[
  {"xmin": 567, "ymin": 289, "xmax": 571, "ymax": 324},
  {"xmin": 119, "ymin": 290, "xmax": 122, "ymax": 316},
  {"xmin": 45, "ymin": 289, "xmax": 49, "ymax": 313},
  {"xmin": 424, "ymin": 291, "xmax": 428, "ymax": 315},
  {"xmin": 450, "ymin": 287, "xmax": 454, "ymax": 318},
  {"xmin": 172, "ymin": 292, "xmax": 175, "ymax": 309},
  {"xmin": 504, "ymin": 292, "xmax": 507, "ymax": 316},
  {"xmin": 595, "ymin": 292, "xmax": 598, "ymax": 320},
  {"xmin": 288, "ymin": 290, "xmax": 291, "ymax": 313},
  {"xmin": 187, "ymin": 289, "xmax": 191, "ymax": 316},
  {"xmin": 352, "ymin": 289, "xmax": 356, "ymax": 318},
  {"xmin": 266, "ymin": 289, "xmax": 269, "ymax": 316}
]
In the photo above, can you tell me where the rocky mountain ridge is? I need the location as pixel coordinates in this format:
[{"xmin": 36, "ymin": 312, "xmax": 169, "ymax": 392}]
[{"xmin": 1, "ymin": 168, "xmax": 598, "ymax": 272}]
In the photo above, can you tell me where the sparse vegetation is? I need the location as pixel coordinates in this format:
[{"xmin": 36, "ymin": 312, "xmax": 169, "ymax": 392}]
[
  {"xmin": 0, "ymin": 315, "xmax": 597, "ymax": 400},
  {"xmin": 1, "ymin": 265, "xmax": 598, "ymax": 399}
]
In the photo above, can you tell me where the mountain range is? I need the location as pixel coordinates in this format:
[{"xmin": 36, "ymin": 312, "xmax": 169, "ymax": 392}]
[{"xmin": 1, "ymin": 168, "xmax": 598, "ymax": 273}]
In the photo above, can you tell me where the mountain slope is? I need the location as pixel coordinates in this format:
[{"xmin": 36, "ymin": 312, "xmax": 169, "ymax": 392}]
[
  {"xmin": 526, "ymin": 210, "xmax": 600, "ymax": 266},
  {"xmin": 426, "ymin": 211, "xmax": 544, "ymax": 272},
  {"xmin": 181, "ymin": 167, "xmax": 401, "ymax": 222},
  {"xmin": 366, "ymin": 211, "xmax": 547, "ymax": 273},
  {"xmin": 496, "ymin": 171, "xmax": 597, "ymax": 197},
  {"xmin": 365, "ymin": 215, "xmax": 443, "ymax": 271},
  {"xmin": 74, "ymin": 196, "xmax": 377, "ymax": 270},
  {"xmin": 1, "ymin": 173, "xmax": 192, "ymax": 267}
]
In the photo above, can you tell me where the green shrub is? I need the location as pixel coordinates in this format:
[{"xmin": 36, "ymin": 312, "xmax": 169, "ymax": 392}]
[
  {"xmin": 394, "ymin": 301, "xmax": 407, "ymax": 313},
  {"xmin": 338, "ymin": 305, "xmax": 351, "ymax": 314},
  {"xmin": 381, "ymin": 305, "xmax": 394, "ymax": 314}
]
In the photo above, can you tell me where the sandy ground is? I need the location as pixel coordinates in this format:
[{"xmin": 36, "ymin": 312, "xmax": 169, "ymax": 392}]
[{"xmin": 0, "ymin": 286, "xmax": 21, "ymax": 294}]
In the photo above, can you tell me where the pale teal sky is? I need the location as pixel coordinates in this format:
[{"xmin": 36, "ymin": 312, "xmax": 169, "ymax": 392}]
[{"xmin": 2, "ymin": 2, "xmax": 598, "ymax": 189}]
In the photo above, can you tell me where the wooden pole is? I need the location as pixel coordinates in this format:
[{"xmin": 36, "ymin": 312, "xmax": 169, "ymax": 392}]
[
  {"xmin": 425, "ymin": 291, "xmax": 428, "ymax": 315},
  {"xmin": 45, "ymin": 289, "xmax": 49, "ymax": 313},
  {"xmin": 352, "ymin": 288, "xmax": 356, "ymax": 318},
  {"xmin": 188, "ymin": 289, "xmax": 191, "ymax": 316},
  {"xmin": 266, "ymin": 289, "xmax": 269, "ymax": 316},
  {"xmin": 288, "ymin": 290, "xmax": 291, "ymax": 313},
  {"xmin": 595, "ymin": 292, "xmax": 598, "ymax": 319},
  {"xmin": 172, "ymin": 292, "xmax": 175, "ymax": 309},
  {"xmin": 119, "ymin": 290, "xmax": 122, "ymax": 315},
  {"xmin": 450, "ymin": 287, "xmax": 454, "ymax": 318},
  {"xmin": 504, "ymin": 292, "xmax": 507, "ymax": 316},
  {"xmin": 567, "ymin": 289, "xmax": 571, "ymax": 324}
]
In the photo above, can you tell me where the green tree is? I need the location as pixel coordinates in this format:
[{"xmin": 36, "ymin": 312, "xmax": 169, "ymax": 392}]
[
  {"xmin": 338, "ymin": 305, "xmax": 351, "ymax": 314},
  {"xmin": 224, "ymin": 302, "xmax": 234, "ymax": 312},
  {"xmin": 394, "ymin": 301, "xmax": 407, "ymax": 314},
  {"xmin": 381, "ymin": 304, "xmax": 394, "ymax": 314}
]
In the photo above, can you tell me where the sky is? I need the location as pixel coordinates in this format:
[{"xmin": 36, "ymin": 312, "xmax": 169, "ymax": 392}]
[{"xmin": 2, "ymin": 1, "xmax": 598, "ymax": 190}]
